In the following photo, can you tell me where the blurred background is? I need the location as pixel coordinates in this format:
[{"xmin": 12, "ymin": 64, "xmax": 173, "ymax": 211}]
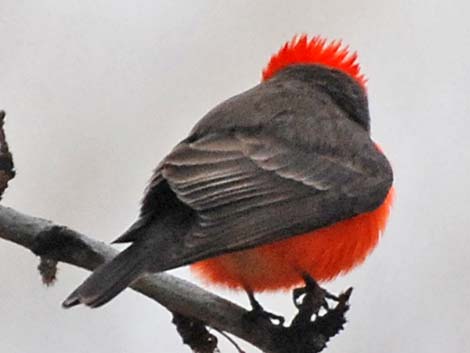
[{"xmin": 1, "ymin": 1, "xmax": 469, "ymax": 352}]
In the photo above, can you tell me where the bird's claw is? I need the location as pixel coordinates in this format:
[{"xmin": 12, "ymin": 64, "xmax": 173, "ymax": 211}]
[
  {"xmin": 292, "ymin": 275, "xmax": 339, "ymax": 314},
  {"xmin": 245, "ymin": 291, "xmax": 285, "ymax": 326},
  {"xmin": 244, "ymin": 306, "xmax": 285, "ymax": 326}
]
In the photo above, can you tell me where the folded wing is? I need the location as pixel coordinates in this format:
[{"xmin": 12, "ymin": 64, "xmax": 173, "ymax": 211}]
[{"xmin": 157, "ymin": 130, "xmax": 391, "ymax": 262}]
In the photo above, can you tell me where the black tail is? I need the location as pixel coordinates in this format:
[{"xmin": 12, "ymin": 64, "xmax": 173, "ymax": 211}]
[
  {"xmin": 62, "ymin": 244, "xmax": 147, "ymax": 308},
  {"xmin": 63, "ymin": 201, "xmax": 194, "ymax": 309}
]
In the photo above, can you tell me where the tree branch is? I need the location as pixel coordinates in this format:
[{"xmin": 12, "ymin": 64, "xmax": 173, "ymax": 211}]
[
  {"xmin": 0, "ymin": 110, "xmax": 352, "ymax": 353},
  {"xmin": 0, "ymin": 205, "xmax": 352, "ymax": 353},
  {"xmin": 0, "ymin": 205, "xmax": 280, "ymax": 352},
  {"xmin": 0, "ymin": 111, "xmax": 15, "ymax": 200}
]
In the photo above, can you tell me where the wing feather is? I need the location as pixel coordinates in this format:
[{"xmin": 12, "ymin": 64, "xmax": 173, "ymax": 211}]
[{"xmin": 155, "ymin": 130, "xmax": 389, "ymax": 255}]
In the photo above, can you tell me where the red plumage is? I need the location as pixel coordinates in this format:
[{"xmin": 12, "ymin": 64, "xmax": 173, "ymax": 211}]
[{"xmin": 262, "ymin": 34, "xmax": 367, "ymax": 88}]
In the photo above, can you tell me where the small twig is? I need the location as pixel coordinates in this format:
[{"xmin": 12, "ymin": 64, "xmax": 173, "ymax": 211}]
[
  {"xmin": 38, "ymin": 257, "xmax": 58, "ymax": 286},
  {"xmin": 214, "ymin": 329, "xmax": 246, "ymax": 353},
  {"xmin": 0, "ymin": 111, "xmax": 15, "ymax": 200},
  {"xmin": 172, "ymin": 312, "xmax": 219, "ymax": 353}
]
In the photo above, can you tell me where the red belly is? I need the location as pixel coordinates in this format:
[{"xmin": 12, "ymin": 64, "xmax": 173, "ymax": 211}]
[{"xmin": 191, "ymin": 188, "xmax": 394, "ymax": 292}]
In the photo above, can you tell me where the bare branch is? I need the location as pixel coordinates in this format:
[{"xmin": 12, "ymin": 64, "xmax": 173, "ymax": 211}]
[
  {"xmin": 172, "ymin": 312, "xmax": 219, "ymax": 353},
  {"xmin": 0, "ymin": 205, "xmax": 351, "ymax": 353},
  {"xmin": 0, "ymin": 205, "xmax": 283, "ymax": 353},
  {"xmin": 0, "ymin": 111, "xmax": 15, "ymax": 199}
]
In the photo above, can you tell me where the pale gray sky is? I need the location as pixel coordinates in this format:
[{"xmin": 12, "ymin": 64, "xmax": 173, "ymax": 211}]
[{"xmin": 1, "ymin": 1, "xmax": 469, "ymax": 352}]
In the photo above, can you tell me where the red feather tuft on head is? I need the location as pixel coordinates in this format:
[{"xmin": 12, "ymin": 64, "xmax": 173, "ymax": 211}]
[{"xmin": 262, "ymin": 34, "xmax": 367, "ymax": 89}]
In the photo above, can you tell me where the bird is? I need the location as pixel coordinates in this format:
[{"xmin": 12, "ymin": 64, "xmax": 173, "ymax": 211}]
[{"xmin": 63, "ymin": 34, "xmax": 394, "ymax": 315}]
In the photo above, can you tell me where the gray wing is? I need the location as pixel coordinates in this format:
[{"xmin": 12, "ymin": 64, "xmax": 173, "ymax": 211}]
[{"xmin": 157, "ymin": 129, "xmax": 392, "ymax": 260}]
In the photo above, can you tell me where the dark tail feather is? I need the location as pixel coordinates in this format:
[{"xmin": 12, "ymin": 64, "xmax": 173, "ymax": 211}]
[
  {"xmin": 112, "ymin": 214, "xmax": 151, "ymax": 244},
  {"xmin": 62, "ymin": 245, "xmax": 147, "ymax": 308}
]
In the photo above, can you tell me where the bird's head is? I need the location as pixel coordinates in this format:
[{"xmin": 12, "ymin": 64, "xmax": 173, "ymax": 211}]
[
  {"xmin": 263, "ymin": 35, "xmax": 370, "ymax": 131},
  {"xmin": 262, "ymin": 34, "xmax": 366, "ymax": 89}
]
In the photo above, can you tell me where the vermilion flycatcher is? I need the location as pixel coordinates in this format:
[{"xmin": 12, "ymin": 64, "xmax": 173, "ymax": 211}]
[{"xmin": 63, "ymin": 35, "xmax": 394, "ymax": 310}]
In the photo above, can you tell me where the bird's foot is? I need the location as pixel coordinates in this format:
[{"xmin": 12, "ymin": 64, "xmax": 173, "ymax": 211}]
[
  {"xmin": 244, "ymin": 292, "xmax": 285, "ymax": 326},
  {"xmin": 244, "ymin": 306, "xmax": 286, "ymax": 326},
  {"xmin": 280, "ymin": 285, "xmax": 353, "ymax": 352},
  {"xmin": 293, "ymin": 274, "xmax": 339, "ymax": 314}
]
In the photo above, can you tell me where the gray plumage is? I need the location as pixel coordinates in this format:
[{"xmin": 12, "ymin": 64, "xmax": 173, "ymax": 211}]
[{"xmin": 63, "ymin": 65, "xmax": 393, "ymax": 308}]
